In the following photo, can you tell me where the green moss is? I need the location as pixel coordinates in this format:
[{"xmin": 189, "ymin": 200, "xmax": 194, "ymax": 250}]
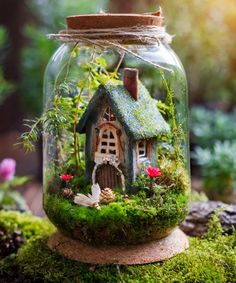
[
  {"xmin": 0, "ymin": 210, "xmax": 55, "ymax": 239},
  {"xmin": 43, "ymin": 155, "xmax": 190, "ymax": 245},
  {"xmin": 0, "ymin": 211, "xmax": 236, "ymax": 283},
  {"xmin": 191, "ymin": 191, "xmax": 208, "ymax": 202},
  {"xmin": 134, "ymin": 158, "xmax": 191, "ymax": 195},
  {"xmin": 44, "ymin": 188, "xmax": 188, "ymax": 245},
  {"xmin": 158, "ymin": 156, "xmax": 191, "ymax": 194}
]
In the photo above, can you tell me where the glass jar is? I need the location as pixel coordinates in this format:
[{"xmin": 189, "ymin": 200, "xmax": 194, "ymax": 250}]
[{"xmin": 43, "ymin": 13, "xmax": 190, "ymax": 245}]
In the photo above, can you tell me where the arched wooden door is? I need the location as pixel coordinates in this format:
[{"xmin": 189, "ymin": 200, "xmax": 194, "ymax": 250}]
[
  {"xmin": 95, "ymin": 164, "xmax": 122, "ymax": 189},
  {"xmin": 94, "ymin": 123, "xmax": 124, "ymax": 190}
]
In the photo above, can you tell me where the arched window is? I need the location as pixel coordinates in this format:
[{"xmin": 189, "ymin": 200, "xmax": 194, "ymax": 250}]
[
  {"xmin": 138, "ymin": 140, "xmax": 147, "ymax": 159},
  {"xmin": 98, "ymin": 127, "xmax": 118, "ymax": 156},
  {"xmin": 103, "ymin": 107, "xmax": 116, "ymax": 122}
]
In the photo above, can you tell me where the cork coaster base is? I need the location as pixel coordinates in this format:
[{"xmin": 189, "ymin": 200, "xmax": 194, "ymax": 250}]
[{"xmin": 47, "ymin": 228, "xmax": 189, "ymax": 265}]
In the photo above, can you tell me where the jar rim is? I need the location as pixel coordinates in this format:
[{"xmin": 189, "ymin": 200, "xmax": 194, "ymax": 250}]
[{"xmin": 66, "ymin": 13, "xmax": 164, "ymax": 30}]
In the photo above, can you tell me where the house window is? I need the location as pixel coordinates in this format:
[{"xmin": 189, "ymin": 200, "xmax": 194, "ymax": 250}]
[
  {"xmin": 103, "ymin": 107, "xmax": 116, "ymax": 122},
  {"xmin": 99, "ymin": 128, "xmax": 117, "ymax": 155},
  {"xmin": 138, "ymin": 140, "xmax": 147, "ymax": 159}
]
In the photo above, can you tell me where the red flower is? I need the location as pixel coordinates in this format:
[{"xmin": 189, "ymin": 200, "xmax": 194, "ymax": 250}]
[
  {"xmin": 60, "ymin": 174, "xmax": 73, "ymax": 182},
  {"xmin": 147, "ymin": 166, "xmax": 161, "ymax": 179}
]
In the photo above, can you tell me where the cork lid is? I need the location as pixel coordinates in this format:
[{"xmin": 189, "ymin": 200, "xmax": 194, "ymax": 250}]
[{"xmin": 66, "ymin": 13, "xmax": 163, "ymax": 30}]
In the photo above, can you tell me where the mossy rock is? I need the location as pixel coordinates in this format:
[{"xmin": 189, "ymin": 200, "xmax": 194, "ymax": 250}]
[
  {"xmin": 43, "ymin": 190, "xmax": 189, "ymax": 245},
  {"xmin": 1, "ymin": 210, "xmax": 236, "ymax": 283}
]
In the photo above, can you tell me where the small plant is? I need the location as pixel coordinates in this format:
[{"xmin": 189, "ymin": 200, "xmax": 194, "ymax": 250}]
[
  {"xmin": 206, "ymin": 212, "xmax": 224, "ymax": 240},
  {"xmin": 0, "ymin": 158, "xmax": 29, "ymax": 211},
  {"xmin": 191, "ymin": 190, "xmax": 208, "ymax": 202},
  {"xmin": 132, "ymin": 164, "xmax": 153, "ymax": 195},
  {"xmin": 59, "ymin": 173, "xmax": 74, "ymax": 198},
  {"xmin": 146, "ymin": 165, "xmax": 162, "ymax": 194},
  {"xmin": 193, "ymin": 141, "xmax": 236, "ymax": 200},
  {"xmin": 60, "ymin": 173, "xmax": 73, "ymax": 182},
  {"xmin": 18, "ymin": 48, "xmax": 122, "ymax": 175},
  {"xmin": 191, "ymin": 106, "xmax": 236, "ymax": 148}
]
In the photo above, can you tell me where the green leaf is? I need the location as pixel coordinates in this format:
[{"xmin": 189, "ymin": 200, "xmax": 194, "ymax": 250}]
[
  {"xmin": 0, "ymin": 190, "xmax": 4, "ymax": 203},
  {"xmin": 0, "ymin": 181, "xmax": 10, "ymax": 190},
  {"xmin": 9, "ymin": 176, "xmax": 30, "ymax": 187},
  {"xmin": 77, "ymin": 79, "xmax": 88, "ymax": 89},
  {"xmin": 95, "ymin": 57, "xmax": 107, "ymax": 68},
  {"xmin": 1, "ymin": 194, "xmax": 14, "ymax": 206},
  {"xmin": 7, "ymin": 191, "xmax": 28, "ymax": 211},
  {"xmin": 157, "ymin": 100, "xmax": 171, "ymax": 115}
]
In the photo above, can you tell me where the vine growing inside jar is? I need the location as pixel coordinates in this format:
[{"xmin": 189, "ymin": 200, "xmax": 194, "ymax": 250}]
[
  {"xmin": 18, "ymin": 46, "xmax": 186, "ymax": 172},
  {"xmin": 157, "ymin": 71, "xmax": 186, "ymax": 165},
  {"xmin": 18, "ymin": 46, "xmax": 122, "ymax": 172}
]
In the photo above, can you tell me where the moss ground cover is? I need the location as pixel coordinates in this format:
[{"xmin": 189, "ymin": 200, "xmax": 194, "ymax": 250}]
[
  {"xmin": 0, "ymin": 210, "xmax": 236, "ymax": 283},
  {"xmin": 43, "ymin": 157, "xmax": 190, "ymax": 245},
  {"xmin": 44, "ymin": 190, "xmax": 188, "ymax": 245}
]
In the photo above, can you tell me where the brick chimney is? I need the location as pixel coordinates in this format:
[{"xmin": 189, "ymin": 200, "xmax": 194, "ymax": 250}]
[{"xmin": 123, "ymin": 68, "xmax": 139, "ymax": 101}]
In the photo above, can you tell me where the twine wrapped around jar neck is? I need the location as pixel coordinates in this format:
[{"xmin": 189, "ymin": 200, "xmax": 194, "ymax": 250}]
[
  {"xmin": 48, "ymin": 13, "xmax": 173, "ymax": 72},
  {"xmin": 48, "ymin": 25, "xmax": 172, "ymax": 45}
]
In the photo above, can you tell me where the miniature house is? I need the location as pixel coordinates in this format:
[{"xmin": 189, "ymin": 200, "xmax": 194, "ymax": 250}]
[{"xmin": 77, "ymin": 68, "xmax": 170, "ymax": 190}]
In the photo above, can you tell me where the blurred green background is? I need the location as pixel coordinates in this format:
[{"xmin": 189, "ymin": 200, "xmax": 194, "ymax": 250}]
[{"xmin": 0, "ymin": 0, "xmax": 236, "ymax": 205}]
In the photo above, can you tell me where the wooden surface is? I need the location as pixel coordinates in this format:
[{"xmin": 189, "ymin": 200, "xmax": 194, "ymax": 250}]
[{"xmin": 18, "ymin": 181, "xmax": 45, "ymax": 217}]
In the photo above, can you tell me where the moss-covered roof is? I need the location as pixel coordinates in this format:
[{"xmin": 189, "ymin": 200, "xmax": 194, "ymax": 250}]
[{"xmin": 77, "ymin": 82, "xmax": 170, "ymax": 140}]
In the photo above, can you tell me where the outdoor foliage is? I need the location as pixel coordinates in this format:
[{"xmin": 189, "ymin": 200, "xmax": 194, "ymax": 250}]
[
  {"xmin": 0, "ymin": 158, "xmax": 29, "ymax": 211},
  {"xmin": 19, "ymin": 0, "xmax": 236, "ymax": 115},
  {"xmin": 191, "ymin": 106, "xmax": 236, "ymax": 148},
  {"xmin": 193, "ymin": 141, "xmax": 236, "ymax": 196},
  {"xmin": 0, "ymin": 210, "xmax": 236, "ymax": 283},
  {"xmin": 0, "ymin": 27, "xmax": 15, "ymax": 105},
  {"xmin": 21, "ymin": 0, "xmax": 108, "ymax": 115},
  {"xmin": 161, "ymin": 0, "xmax": 236, "ymax": 105},
  {"xmin": 191, "ymin": 106, "xmax": 236, "ymax": 200}
]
